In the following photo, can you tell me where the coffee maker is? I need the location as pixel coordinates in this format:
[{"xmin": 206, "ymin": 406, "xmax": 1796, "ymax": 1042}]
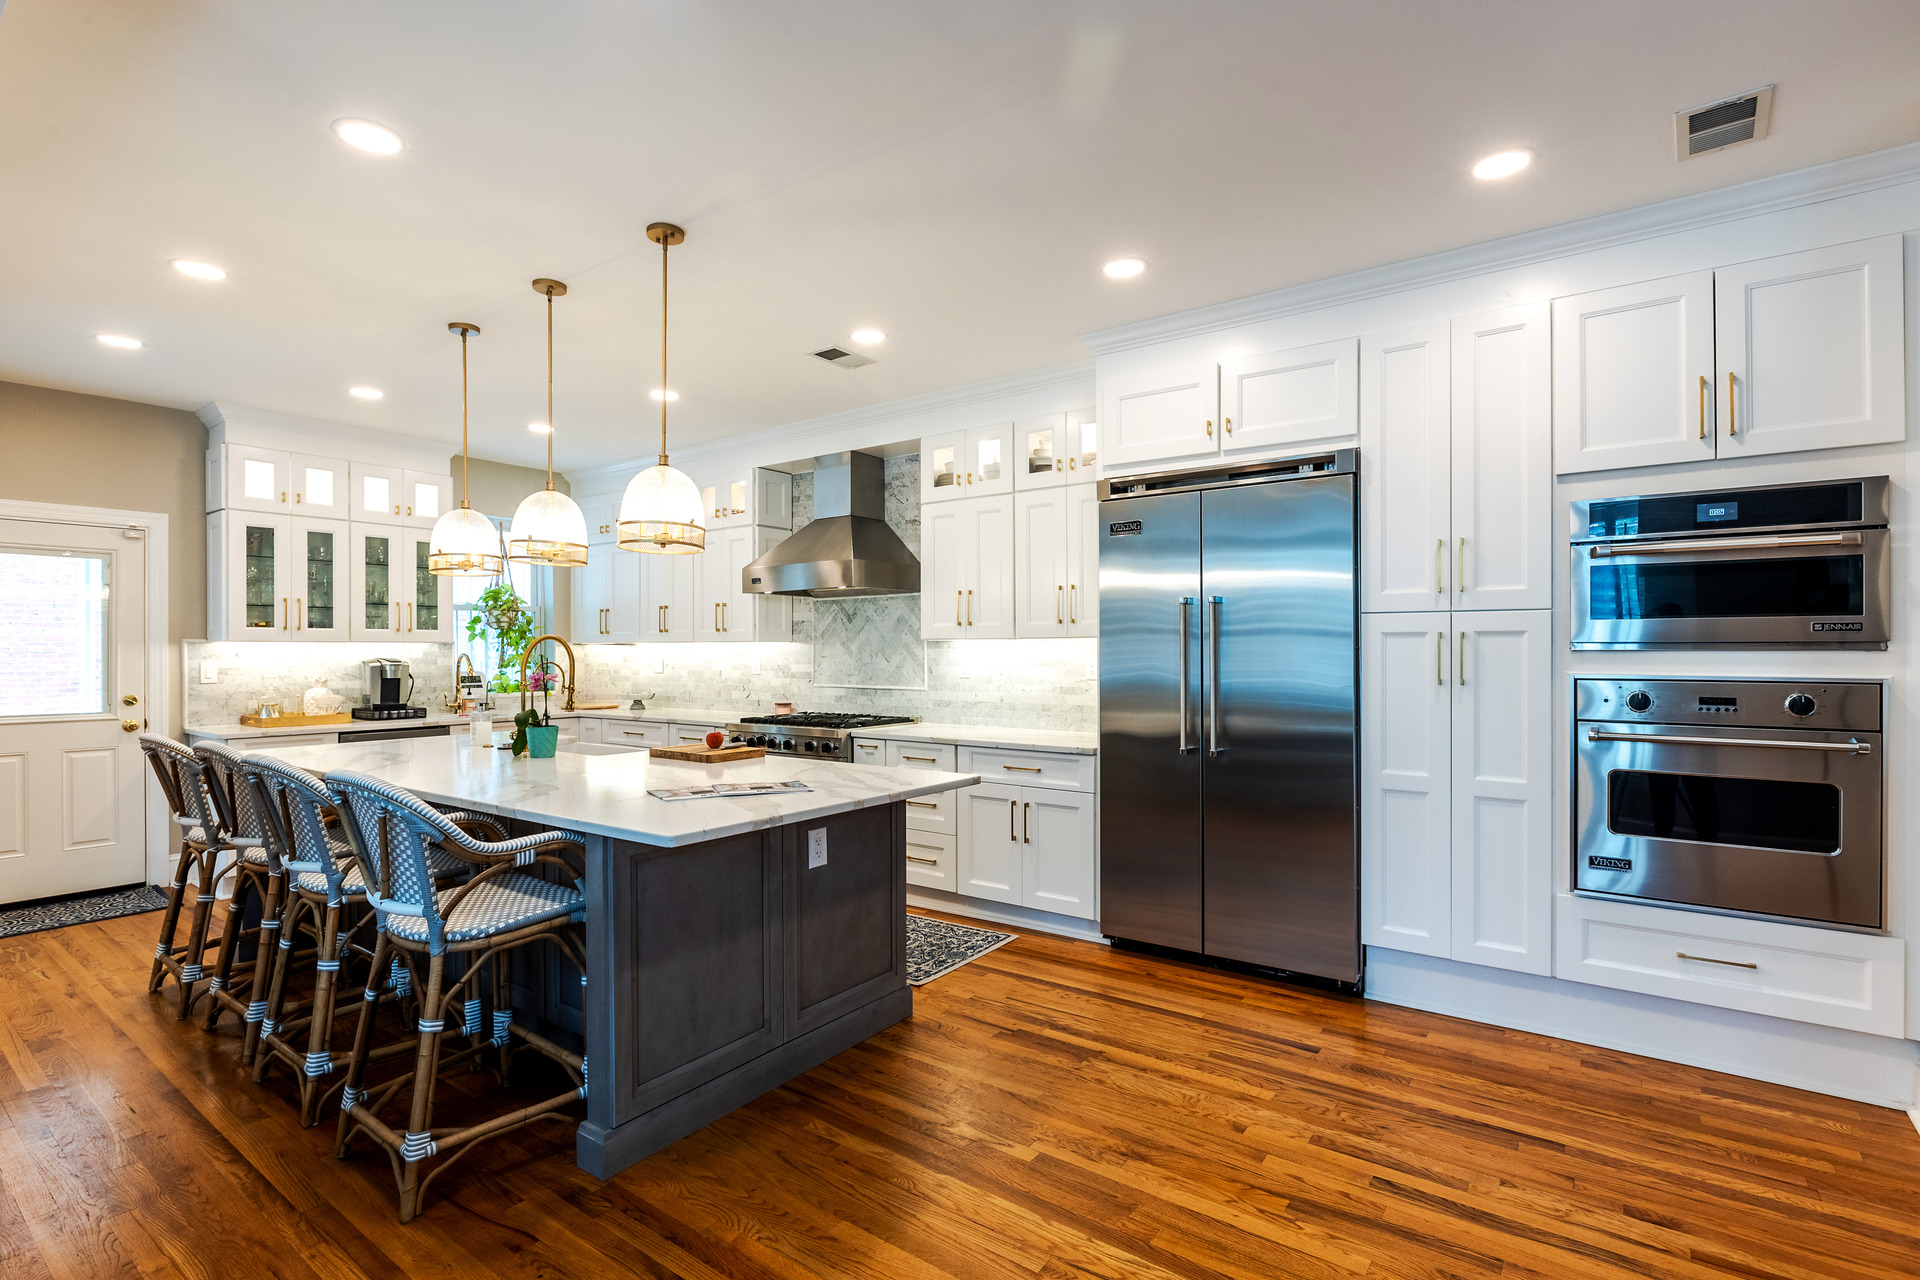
[{"xmin": 352, "ymin": 658, "xmax": 426, "ymax": 720}]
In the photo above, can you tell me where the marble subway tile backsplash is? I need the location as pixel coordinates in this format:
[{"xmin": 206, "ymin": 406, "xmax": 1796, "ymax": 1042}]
[{"xmin": 185, "ymin": 641, "xmax": 455, "ymax": 724}]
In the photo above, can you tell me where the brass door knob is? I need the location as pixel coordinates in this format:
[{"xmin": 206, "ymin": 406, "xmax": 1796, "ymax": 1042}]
[
  {"xmin": 121, "ymin": 720, "xmax": 139, "ymax": 732},
  {"xmin": 122, "ymin": 694, "xmax": 138, "ymax": 706}
]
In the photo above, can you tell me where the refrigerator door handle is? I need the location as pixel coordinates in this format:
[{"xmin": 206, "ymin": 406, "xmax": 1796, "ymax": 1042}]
[
  {"xmin": 1178, "ymin": 597, "xmax": 1196, "ymax": 753},
  {"xmin": 1206, "ymin": 595, "xmax": 1225, "ymax": 756}
]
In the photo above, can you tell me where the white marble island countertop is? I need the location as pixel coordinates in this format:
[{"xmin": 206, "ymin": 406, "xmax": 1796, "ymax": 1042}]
[{"xmin": 254, "ymin": 736, "xmax": 979, "ymax": 847}]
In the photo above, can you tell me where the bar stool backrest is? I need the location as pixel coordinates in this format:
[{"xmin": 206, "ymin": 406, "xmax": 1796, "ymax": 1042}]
[
  {"xmin": 240, "ymin": 755, "xmax": 348, "ymax": 895},
  {"xmin": 141, "ymin": 734, "xmax": 224, "ymax": 846},
  {"xmin": 195, "ymin": 741, "xmax": 270, "ymax": 859},
  {"xmin": 325, "ymin": 771, "xmax": 464, "ymax": 942}
]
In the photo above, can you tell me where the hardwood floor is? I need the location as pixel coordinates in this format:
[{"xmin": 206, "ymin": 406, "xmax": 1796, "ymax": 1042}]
[{"xmin": 2, "ymin": 905, "xmax": 1917, "ymax": 1279}]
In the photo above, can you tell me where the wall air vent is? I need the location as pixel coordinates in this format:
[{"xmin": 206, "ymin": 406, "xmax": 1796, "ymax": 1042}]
[
  {"xmin": 811, "ymin": 346, "xmax": 876, "ymax": 370},
  {"xmin": 1675, "ymin": 85, "xmax": 1773, "ymax": 160}
]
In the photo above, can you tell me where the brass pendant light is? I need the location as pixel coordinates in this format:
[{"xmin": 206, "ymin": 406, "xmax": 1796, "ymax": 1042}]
[
  {"xmin": 428, "ymin": 321, "xmax": 504, "ymax": 576},
  {"xmin": 507, "ymin": 278, "xmax": 590, "ymax": 568},
  {"xmin": 617, "ymin": 222, "xmax": 705, "ymax": 554}
]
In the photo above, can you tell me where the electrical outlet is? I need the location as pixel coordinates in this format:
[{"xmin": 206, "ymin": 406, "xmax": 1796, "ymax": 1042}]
[
  {"xmin": 1084, "ymin": 656, "xmax": 1097, "ymax": 680},
  {"xmin": 807, "ymin": 828, "xmax": 828, "ymax": 869},
  {"xmin": 752, "ymin": 654, "xmax": 761, "ymax": 674},
  {"xmin": 653, "ymin": 654, "xmax": 665, "ymax": 674},
  {"xmin": 200, "ymin": 660, "xmax": 219, "ymax": 684}
]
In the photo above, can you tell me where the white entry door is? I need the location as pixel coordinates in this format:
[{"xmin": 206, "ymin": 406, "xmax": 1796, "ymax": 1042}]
[{"xmin": 0, "ymin": 518, "xmax": 148, "ymax": 902}]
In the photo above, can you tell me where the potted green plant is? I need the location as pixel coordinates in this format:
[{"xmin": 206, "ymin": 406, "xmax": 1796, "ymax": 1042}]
[
  {"xmin": 465, "ymin": 583, "xmax": 538, "ymax": 693},
  {"xmin": 514, "ymin": 663, "xmax": 561, "ymax": 758}
]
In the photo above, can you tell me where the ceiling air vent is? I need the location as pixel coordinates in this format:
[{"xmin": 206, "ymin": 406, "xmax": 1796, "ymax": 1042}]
[
  {"xmin": 811, "ymin": 346, "xmax": 876, "ymax": 370},
  {"xmin": 1675, "ymin": 85, "xmax": 1773, "ymax": 160}
]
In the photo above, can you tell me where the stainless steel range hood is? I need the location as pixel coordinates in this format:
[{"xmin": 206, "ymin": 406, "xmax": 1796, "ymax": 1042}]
[{"xmin": 742, "ymin": 451, "xmax": 919, "ymax": 597}]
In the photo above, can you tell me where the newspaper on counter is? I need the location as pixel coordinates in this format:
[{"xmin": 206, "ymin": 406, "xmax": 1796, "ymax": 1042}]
[{"xmin": 647, "ymin": 780, "xmax": 815, "ymax": 802}]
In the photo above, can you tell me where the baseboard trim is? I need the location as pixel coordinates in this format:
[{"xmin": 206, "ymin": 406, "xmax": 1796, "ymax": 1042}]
[{"xmin": 907, "ymin": 889, "xmax": 1106, "ymax": 943}]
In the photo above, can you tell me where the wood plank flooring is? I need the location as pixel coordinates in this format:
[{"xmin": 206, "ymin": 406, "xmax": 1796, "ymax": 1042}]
[{"xmin": 2, "ymin": 905, "xmax": 1917, "ymax": 1279}]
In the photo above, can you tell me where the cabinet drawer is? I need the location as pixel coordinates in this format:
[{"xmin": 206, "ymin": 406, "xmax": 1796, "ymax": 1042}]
[
  {"xmin": 902, "ymin": 788, "xmax": 956, "ymax": 838},
  {"xmin": 669, "ymin": 722, "xmax": 722, "ymax": 747},
  {"xmin": 849, "ymin": 738, "xmax": 886, "ymax": 767},
  {"xmin": 904, "ymin": 830, "xmax": 957, "ymax": 892},
  {"xmin": 1554, "ymin": 895, "xmax": 1904, "ymax": 1038},
  {"xmin": 960, "ymin": 747, "xmax": 1094, "ymax": 792},
  {"xmin": 247, "ymin": 732, "xmax": 338, "ymax": 749},
  {"xmin": 887, "ymin": 741, "xmax": 956, "ymax": 771},
  {"xmin": 604, "ymin": 721, "xmax": 671, "ymax": 748},
  {"xmin": 576, "ymin": 718, "xmax": 603, "ymax": 743}
]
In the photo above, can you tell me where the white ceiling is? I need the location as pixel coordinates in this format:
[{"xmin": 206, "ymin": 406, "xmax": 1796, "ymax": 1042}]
[{"xmin": 2, "ymin": 0, "xmax": 1918, "ymax": 471}]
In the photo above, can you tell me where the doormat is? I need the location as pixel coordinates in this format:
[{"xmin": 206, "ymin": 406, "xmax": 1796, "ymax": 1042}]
[
  {"xmin": 907, "ymin": 914, "xmax": 1015, "ymax": 985},
  {"xmin": 0, "ymin": 884, "xmax": 168, "ymax": 941}
]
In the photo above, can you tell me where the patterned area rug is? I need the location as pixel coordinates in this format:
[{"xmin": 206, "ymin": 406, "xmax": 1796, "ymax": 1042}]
[
  {"xmin": 906, "ymin": 913, "xmax": 1015, "ymax": 985},
  {"xmin": 0, "ymin": 884, "xmax": 168, "ymax": 941}
]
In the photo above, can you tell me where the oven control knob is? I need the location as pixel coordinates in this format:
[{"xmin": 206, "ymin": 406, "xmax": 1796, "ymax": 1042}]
[
  {"xmin": 1785, "ymin": 693, "xmax": 1817, "ymax": 718},
  {"xmin": 820, "ymin": 741, "xmax": 838, "ymax": 754},
  {"xmin": 803, "ymin": 740, "xmax": 817, "ymax": 753},
  {"xmin": 1625, "ymin": 690, "xmax": 1653, "ymax": 713}
]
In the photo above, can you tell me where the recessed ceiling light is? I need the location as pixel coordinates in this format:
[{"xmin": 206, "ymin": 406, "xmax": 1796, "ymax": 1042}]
[
  {"xmin": 170, "ymin": 259, "xmax": 226, "ymax": 281},
  {"xmin": 96, "ymin": 333, "xmax": 142, "ymax": 349},
  {"xmin": 528, "ymin": 422, "xmax": 553, "ymax": 434},
  {"xmin": 332, "ymin": 118, "xmax": 404, "ymax": 156},
  {"xmin": 1103, "ymin": 258, "xmax": 1146, "ymax": 279},
  {"xmin": 1471, "ymin": 149, "xmax": 1533, "ymax": 180},
  {"xmin": 648, "ymin": 388, "xmax": 680, "ymax": 402},
  {"xmin": 849, "ymin": 329, "xmax": 886, "ymax": 345},
  {"xmin": 349, "ymin": 386, "xmax": 384, "ymax": 400}
]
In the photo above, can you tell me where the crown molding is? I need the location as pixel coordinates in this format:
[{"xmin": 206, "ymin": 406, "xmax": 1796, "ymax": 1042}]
[
  {"xmin": 1081, "ymin": 141, "xmax": 1920, "ymax": 356},
  {"xmin": 567, "ymin": 358, "xmax": 1094, "ymax": 491},
  {"xmin": 199, "ymin": 401, "xmax": 454, "ymax": 467}
]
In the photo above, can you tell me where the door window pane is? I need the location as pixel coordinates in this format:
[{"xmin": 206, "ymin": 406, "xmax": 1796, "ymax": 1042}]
[
  {"xmin": 306, "ymin": 529, "xmax": 334, "ymax": 630},
  {"xmin": 413, "ymin": 540, "xmax": 437, "ymax": 631},
  {"xmin": 244, "ymin": 524, "xmax": 277, "ymax": 629},
  {"xmin": 929, "ymin": 444, "xmax": 959, "ymax": 489},
  {"xmin": 975, "ymin": 436, "xmax": 1002, "ymax": 481},
  {"xmin": 1607, "ymin": 770, "xmax": 1840, "ymax": 854},
  {"xmin": 1025, "ymin": 424, "xmax": 1057, "ymax": 475},
  {"xmin": 0, "ymin": 549, "xmax": 109, "ymax": 716},
  {"xmin": 363, "ymin": 535, "xmax": 390, "ymax": 630}
]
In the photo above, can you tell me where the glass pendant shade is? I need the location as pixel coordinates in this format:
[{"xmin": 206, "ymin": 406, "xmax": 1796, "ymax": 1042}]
[
  {"xmin": 506, "ymin": 486, "xmax": 590, "ymax": 568},
  {"xmin": 616, "ymin": 463, "xmax": 706, "ymax": 554},
  {"xmin": 427, "ymin": 503, "xmax": 504, "ymax": 576}
]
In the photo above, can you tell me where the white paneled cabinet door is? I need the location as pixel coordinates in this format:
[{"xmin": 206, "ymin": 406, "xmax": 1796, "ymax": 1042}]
[
  {"xmin": 224, "ymin": 445, "xmax": 291, "ymax": 515},
  {"xmin": 920, "ymin": 501, "xmax": 966, "ymax": 641},
  {"xmin": 1098, "ymin": 365, "xmax": 1220, "ymax": 469},
  {"xmin": 289, "ymin": 454, "xmax": 348, "ymax": 519},
  {"xmin": 1013, "ymin": 488, "xmax": 1069, "ymax": 636},
  {"xmin": 1359, "ymin": 322, "xmax": 1450, "ymax": 613},
  {"xmin": 1552, "ymin": 272, "xmax": 1716, "ymax": 474},
  {"xmin": 1063, "ymin": 483, "xmax": 1099, "ymax": 637},
  {"xmin": 696, "ymin": 527, "xmax": 756, "ymax": 641},
  {"xmin": 1451, "ymin": 303, "xmax": 1550, "ymax": 612},
  {"xmin": 965, "ymin": 494, "xmax": 1015, "ymax": 638},
  {"xmin": 215, "ymin": 513, "xmax": 290, "ymax": 639},
  {"xmin": 1718, "ymin": 235, "xmax": 1906, "ymax": 458},
  {"xmin": 605, "ymin": 553, "xmax": 642, "ymax": 643},
  {"xmin": 347, "ymin": 523, "xmax": 403, "ymax": 641},
  {"xmin": 1020, "ymin": 788, "xmax": 1095, "ymax": 917},
  {"xmin": 574, "ymin": 553, "xmax": 612, "ymax": 640},
  {"xmin": 643, "ymin": 553, "xmax": 694, "ymax": 641},
  {"xmin": 398, "ymin": 530, "xmax": 455, "ymax": 640},
  {"xmin": 959, "ymin": 782, "xmax": 1021, "ymax": 905},
  {"xmin": 1360, "ymin": 613, "xmax": 1451, "ymax": 958},
  {"xmin": 290, "ymin": 517, "xmax": 348, "ymax": 640},
  {"xmin": 1448, "ymin": 610, "xmax": 1551, "ymax": 975},
  {"xmin": 1219, "ymin": 337, "xmax": 1358, "ymax": 454}
]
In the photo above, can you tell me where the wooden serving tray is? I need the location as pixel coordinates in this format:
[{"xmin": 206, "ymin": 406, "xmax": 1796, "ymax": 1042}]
[
  {"xmin": 239, "ymin": 711, "xmax": 352, "ymax": 728},
  {"xmin": 648, "ymin": 743, "xmax": 766, "ymax": 764},
  {"xmin": 572, "ymin": 701, "xmax": 623, "ymax": 710}
]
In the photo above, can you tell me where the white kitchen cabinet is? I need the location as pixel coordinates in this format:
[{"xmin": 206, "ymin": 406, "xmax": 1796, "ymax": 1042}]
[
  {"xmin": 602, "ymin": 720, "xmax": 670, "ymax": 749},
  {"xmin": 289, "ymin": 517, "xmax": 349, "ymax": 640},
  {"xmin": 1552, "ymin": 235, "xmax": 1906, "ymax": 475},
  {"xmin": 1218, "ymin": 337, "xmax": 1358, "ymax": 455},
  {"xmin": 1012, "ymin": 409, "xmax": 1099, "ymax": 490},
  {"xmin": 1359, "ymin": 612, "xmax": 1451, "ymax": 958},
  {"xmin": 921, "ymin": 422, "xmax": 1015, "ymax": 503},
  {"xmin": 208, "ymin": 512, "xmax": 289, "ymax": 638},
  {"xmin": 1019, "ymin": 788, "xmax": 1096, "ymax": 917},
  {"xmin": 349, "ymin": 463, "xmax": 406, "ymax": 523},
  {"xmin": 1012, "ymin": 483, "xmax": 1099, "ymax": 639},
  {"xmin": 920, "ymin": 494, "xmax": 1013, "ymax": 640},
  {"xmin": 1358, "ymin": 323, "xmax": 1451, "ymax": 613},
  {"xmin": 1552, "ymin": 271, "xmax": 1717, "ymax": 473},
  {"xmin": 578, "ymin": 494, "xmax": 619, "ymax": 544},
  {"xmin": 290, "ymin": 454, "xmax": 350, "ymax": 520},
  {"xmin": 692, "ymin": 526, "xmax": 788, "ymax": 642},
  {"xmin": 958, "ymin": 782, "xmax": 1022, "ymax": 904},
  {"xmin": 1448, "ymin": 609, "xmax": 1551, "ymax": 976},
  {"xmin": 1717, "ymin": 236, "xmax": 1906, "ymax": 459},
  {"xmin": 573, "ymin": 553, "xmax": 611, "ymax": 640},
  {"xmin": 401, "ymin": 527, "xmax": 456, "ymax": 640},
  {"xmin": 905, "ymin": 831, "xmax": 959, "ymax": 892},
  {"xmin": 1451, "ymin": 303, "xmax": 1551, "ymax": 612},
  {"xmin": 642, "ymin": 552, "xmax": 695, "ymax": 641},
  {"xmin": 1097, "ymin": 365, "xmax": 1219, "ymax": 470},
  {"xmin": 1064, "ymin": 483, "xmax": 1099, "ymax": 637},
  {"xmin": 348, "ymin": 522, "xmax": 403, "ymax": 641},
  {"xmin": 212, "ymin": 443, "xmax": 296, "ymax": 515},
  {"xmin": 400, "ymin": 471, "xmax": 452, "ymax": 529},
  {"xmin": 695, "ymin": 465, "xmax": 793, "ymax": 531}
]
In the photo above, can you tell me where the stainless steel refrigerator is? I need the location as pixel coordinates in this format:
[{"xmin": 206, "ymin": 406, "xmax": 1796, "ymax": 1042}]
[{"xmin": 1098, "ymin": 450, "xmax": 1360, "ymax": 987}]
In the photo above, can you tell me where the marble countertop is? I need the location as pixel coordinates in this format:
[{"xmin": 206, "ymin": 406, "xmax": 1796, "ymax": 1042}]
[
  {"xmin": 844, "ymin": 721, "xmax": 1099, "ymax": 755},
  {"xmin": 188, "ymin": 706, "xmax": 737, "ymax": 740},
  {"xmin": 251, "ymin": 736, "xmax": 979, "ymax": 847}
]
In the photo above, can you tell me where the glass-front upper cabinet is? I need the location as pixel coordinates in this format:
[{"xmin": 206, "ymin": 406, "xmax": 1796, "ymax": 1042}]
[
  {"xmin": 290, "ymin": 454, "xmax": 349, "ymax": 519},
  {"xmin": 1011, "ymin": 409, "xmax": 1098, "ymax": 490},
  {"xmin": 243, "ymin": 520, "xmax": 281, "ymax": 633},
  {"xmin": 921, "ymin": 422, "xmax": 1015, "ymax": 503},
  {"xmin": 292, "ymin": 518, "xmax": 348, "ymax": 639},
  {"xmin": 350, "ymin": 463, "xmax": 405, "ymax": 523},
  {"xmin": 404, "ymin": 533, "xmax": 455, "ymax": 639},
  {"xmin": 349, "ymin": 523, "xmax": 399, "ymax": 641},
  {"xmin": 401, "ymin": 471, "xmax": 453, "ymax": 530}
]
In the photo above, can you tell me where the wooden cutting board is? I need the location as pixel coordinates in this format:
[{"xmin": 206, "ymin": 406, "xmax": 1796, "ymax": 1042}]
[{"xmin": 648, "ymin": 743, "xmax": 766, "ymax": 763}]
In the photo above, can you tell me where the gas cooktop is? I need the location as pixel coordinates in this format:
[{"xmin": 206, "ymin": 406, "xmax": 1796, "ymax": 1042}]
[{"xmin": 736, "ymin": 713, "xmax": 917, "ymax": 729}]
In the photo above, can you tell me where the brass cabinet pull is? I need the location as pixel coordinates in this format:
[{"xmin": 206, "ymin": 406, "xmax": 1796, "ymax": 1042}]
[
  {"xmin": 295, "ymin": 492, "xmax": 303, "ymax": 504},
  {"xmin": 1003, "ymin": 764, "xmax": 1041, "ymax": 773},
  {"xmin": 1457, "ymin": 537, "xmax": 1466, "ymax": 593},
  {"xmin": 1458, "ymin": 631, "xmax": 1466, "ymax": 686},
  {"xmin": 1068, "ymin": 457, "xmax": 1076, "ymax": 469},
  {"xmin": 282, "ymin": 597, "xmax": 288, "ymax": 630},
  {"xmin": 1224, "ymin": 416, "xmax": 1232, "ymax": 435},
  {"xmin": 956, "ymin": 590, "xmax": 962, "ymax": 626},
  {"xmin": 903, "ymin": 755, "xmax": 937, "ymax": 763},
  {"xmin": 1069, "ymin": 583, "xmax": 1077, "ymax": 624},
  {"xmin": 1435, "ymin": 538, "xmax": 1444, "ymax": 594},
  {"xmin": 281, "ymin": 489, "xmax": 287, "ymax": 504},
  {"xmin": 1727, "ymin": 372, "xmax": 1737, "ymax": 436},
  {"xmin": 407, "ymin": 602, "xmax": 414, "ymax": 632},
  {"xmin": 1009, "ymin": 800, "xmax": 1015, "ymax": 841},
  {"xmin": 1023, "ymin": 801, "xmax": 1030, "ymax": 843},
  {"xmin": 394, "ymin": 504, "xmax": 401, "ymax": 515},
  {"xmin": 1204, "ymin": 418, "xmax": 1213, "ymax": 437},
  {"xmin": 1698, "ymin": 374, "xmax": 1708, "ymax": 439},
  {"xmin": 722, "ymin": 602, "xmax": 728, "ymax": 632},
  {"xmin": 1436, "ymin": 631, "xmax": 1444, "ymax": 686},
  {"xmin": 906, "ymin": 800, "xmax": 938, "ymax": 809},
  {"xmin": 906, "ymin": 854, "xmax": 940, "ymax": 866},
  {"xmin": 966, "ymin": 589, "xmax": 972, "ymax": 626},
  {"xmin": 1678, "ymin": 951, "xmax": 1757, "ymax": 970},
  {"xmin": 407, "ymin": 505, "xmax": 413, "ymax": 517},
  {"xmin": 1056, "ymin": 584, "xmax": 1063, "ymax": 624},
  {"xmin": 714, "ymin": 602, "xmax": 720, "ymax": 631}
]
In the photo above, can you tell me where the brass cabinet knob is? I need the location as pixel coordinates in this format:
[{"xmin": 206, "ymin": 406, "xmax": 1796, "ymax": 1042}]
[{"xmin": 121, "ymin": 719, "xmax": 139, "ymax": 732}]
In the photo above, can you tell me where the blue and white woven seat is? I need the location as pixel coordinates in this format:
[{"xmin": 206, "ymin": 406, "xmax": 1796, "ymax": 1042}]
[{"xmin": 384, "ymin": 872, "xmax": 582, "ymax": 943}]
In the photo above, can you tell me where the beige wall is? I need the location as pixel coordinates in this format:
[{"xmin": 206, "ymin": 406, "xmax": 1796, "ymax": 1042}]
[
  {"xmin": 448, "ymin": 454, "xmax": 574, "ymax": 635},
  {"xmin": 0, "ymin": 380, "xmax": 206, "ymax": 736}
]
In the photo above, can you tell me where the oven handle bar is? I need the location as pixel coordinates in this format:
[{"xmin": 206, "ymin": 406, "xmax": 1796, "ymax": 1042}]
[
  {"xmin": 1587, "ymin": 531, "xmax": 1862, "ymax": 558},
  {"xmin": 1585, "ymin": 728, "xmax": 1872, "ymax": 754}
]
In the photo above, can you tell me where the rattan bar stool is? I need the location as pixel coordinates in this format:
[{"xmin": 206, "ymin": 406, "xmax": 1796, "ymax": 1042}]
[
  {"xmin": 242, "ymin": 754, "xmax": 490, "ymax": 1126},
  {"xmin": 194, "ymin": 741, "xmax": 289, "ymax": 1058},
  {"xmin": 138, "ymin": 734, "xmax": 230, "ymax": 1019},
  {"xmin": 327, "ymin": 770, "xmax": 589, "ymax": 1222}
]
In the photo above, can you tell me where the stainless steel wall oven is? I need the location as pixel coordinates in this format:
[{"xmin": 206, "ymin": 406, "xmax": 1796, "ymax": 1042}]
[
  {"xmin": 1570, "ymin": 476, "xmax": 1889, "ymax": 649},
  {"xmin": 1574, "ymin": 678, "xmax": 1884, "ymax": 929}
]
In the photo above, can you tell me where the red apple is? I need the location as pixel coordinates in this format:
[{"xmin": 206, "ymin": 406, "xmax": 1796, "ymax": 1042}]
[{"xmin": 705, "ymin": 731, "xmax": 725, "ymax": 749}]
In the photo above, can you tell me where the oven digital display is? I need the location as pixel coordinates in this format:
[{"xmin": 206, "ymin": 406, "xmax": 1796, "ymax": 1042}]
[
  {"xmin": 1696, "ymin": 501, "xmax": 1737, "ymax": 522},
  {"xmin": 1696, "ymin": 697, "xmax": 1737, "ymax": 712}
]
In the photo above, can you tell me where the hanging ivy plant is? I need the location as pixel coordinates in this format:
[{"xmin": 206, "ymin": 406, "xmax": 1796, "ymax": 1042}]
[{"xmin": 466, "ymin": 583, "xmax": 538, "ymax": 691}]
